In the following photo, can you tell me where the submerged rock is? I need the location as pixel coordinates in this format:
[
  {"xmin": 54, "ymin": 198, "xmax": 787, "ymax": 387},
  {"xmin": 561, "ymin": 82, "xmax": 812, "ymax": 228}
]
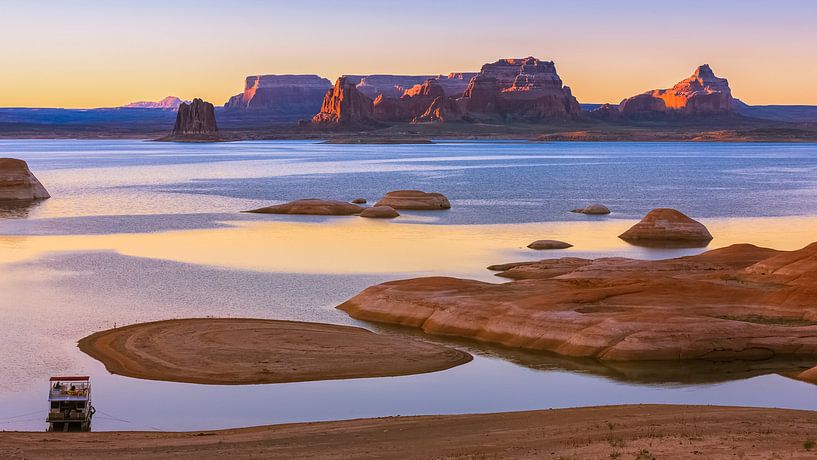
[
  {"xmin": 527, "ymin": 240, "xmax": 573, "ymax": 250},
  {"xmin": 0, "ymin": 158, "xmax": 50, "ymax": 200},
  {"xmin": 245, "ymin": 199, "xmax": 364, "ymax": 216},
  {"xmin": 360, "ymin": 206, "xmax": 400, "ymax": 219},
  {"xmin": 351, "ymin": 198, "xmax": 367, "ymax": 204},
  {"xmin": 571, "ymin": 204, "xmax": 611, "ymax": 215},
  {"xmin": 375, "ymin": 190, "xmax": 451, "ymax": 210},
  {"xmin": 619, "ymin": 208, "xmax": 713, "ymax": 244}
]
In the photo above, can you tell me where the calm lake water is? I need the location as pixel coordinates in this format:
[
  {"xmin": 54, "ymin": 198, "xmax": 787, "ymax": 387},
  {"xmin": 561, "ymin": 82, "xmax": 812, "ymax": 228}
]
[{"xmin": 1, "ymin": 140, "xmax": 816, "ymax": 431}]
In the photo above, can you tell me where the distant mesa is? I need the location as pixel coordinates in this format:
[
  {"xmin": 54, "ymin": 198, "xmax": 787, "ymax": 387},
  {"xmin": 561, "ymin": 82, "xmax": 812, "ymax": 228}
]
[
  {"xmin": 458, "ymin": 57, "xmax": 581, "ymax": 121},
  {"xmin": 311, "ymin": 77, "xmax": 377, "ymax": 127},
  {"xmin": 171, "ymin": 98, "xmax": 219, "ymax": 137},
  {"xmin": 619, "ymin": 208, "xmax": 713, "ymax": 245},
  {"xmin": 619, "ymin": 65, "xmax": 735, "ymax": 118},
  {"xmin": 245, "ymin": 198, "xmax": 364, "ymax": 216},
  {"xmin": 223, "ymin": 75, "xmax": 331, "ymax": 115},
  {"xmin": 375, "ymin": 190, "xmax": 451, "ymax": 210},
  {"xmin": 0, "ymin": 158, "xmax": 50, "ymax": 200},
  {"xmin": 123, "ymin": 96, "xmax": 187, "ymax": 110}
]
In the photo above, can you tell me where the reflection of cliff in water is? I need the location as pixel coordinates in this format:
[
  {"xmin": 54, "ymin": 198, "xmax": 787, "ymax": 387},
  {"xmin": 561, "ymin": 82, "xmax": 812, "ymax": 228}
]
[
  {"xmin": 0, "ymin": 200, "xmax": 43, "ymax": 219},
  {"xmin": 369, "ymin": 323, "xmax": 816, "ymax": 386}
]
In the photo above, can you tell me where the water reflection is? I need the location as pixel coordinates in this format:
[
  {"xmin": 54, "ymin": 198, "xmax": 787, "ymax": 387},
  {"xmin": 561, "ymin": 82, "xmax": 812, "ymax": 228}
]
[{"xmin": 0, "ymin": 200, "xmax": 44, "ymax": 219}]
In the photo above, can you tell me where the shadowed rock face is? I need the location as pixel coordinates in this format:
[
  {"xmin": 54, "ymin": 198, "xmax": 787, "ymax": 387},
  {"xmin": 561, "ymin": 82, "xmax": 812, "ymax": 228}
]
[
  {"xmin": 172, "ymin": 99, "xmax": 218, "ymax": 135},
  {"xmin": 312, "ymin": 77, "xmax": 375, "ymax": 126},
  {"xmin": 620, "ymin": 65, "xmax": 734, "ymax": 118},
  {"xmin": 619, "ymin": 208, "xmax": 712, "ymax": 244},
  {"xmin": 223, "ymin": 75, "xmax": 331, "ymax": 114},
  {"xmin": 339, "ymin": 243, "xmax": 817, "ymax": 363},
  {"xmin": 372, "ymin": 79, "xmax": 462, "ymax": 123},
  {"xmin": 0, "ymin": 158, "xmax": 50, "ymax": 200},
  {"xmin": 458, "ymin": 57, "xmax": 581, "ymax": 120}
]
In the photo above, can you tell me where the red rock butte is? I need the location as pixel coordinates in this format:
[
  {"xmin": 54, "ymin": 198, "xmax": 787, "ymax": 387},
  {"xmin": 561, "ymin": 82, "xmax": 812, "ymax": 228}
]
[{"xmin": 619, "ymin": 65, "xmax": 735, "ymax": 117}]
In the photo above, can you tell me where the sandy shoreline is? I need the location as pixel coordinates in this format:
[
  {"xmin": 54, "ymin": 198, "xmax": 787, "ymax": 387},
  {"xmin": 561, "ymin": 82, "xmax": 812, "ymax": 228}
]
[
  {"xmin": 3, "ymin": 405, "xmax": 816, "ymax": 458},
  {"xmin": 78, "ymin": 318, "xmax": 472, "ymax": 384}
]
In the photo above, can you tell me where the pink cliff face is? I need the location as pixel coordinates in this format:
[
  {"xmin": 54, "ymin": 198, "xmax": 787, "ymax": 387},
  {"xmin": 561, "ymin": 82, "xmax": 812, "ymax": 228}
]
[
  {"xmin": 123, "ymin": 96, "xmax": 186, "ymax": 110},
  {"xmin": 224, "ymin": 75, "xmax": 331, "ymax": 114},
  {"xmin": 620, "ymin": 65, "xmax": 734, "ymax": 117}
]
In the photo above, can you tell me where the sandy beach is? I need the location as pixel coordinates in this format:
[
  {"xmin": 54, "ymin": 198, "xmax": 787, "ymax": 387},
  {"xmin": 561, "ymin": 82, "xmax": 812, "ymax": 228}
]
[
  {"xmin": 78, "ymin": 318, "xmax": 472, "ymax": 385},
  {"xmin": 3, "ymin": 404, "xmax": 816, "ymax": 459}
]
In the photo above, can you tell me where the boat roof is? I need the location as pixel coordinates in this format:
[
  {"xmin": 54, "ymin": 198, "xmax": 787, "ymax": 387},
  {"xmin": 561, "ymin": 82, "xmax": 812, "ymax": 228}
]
[{"xmin": 49, "ymin": 376, "xmax": 90, "ymax": 382}]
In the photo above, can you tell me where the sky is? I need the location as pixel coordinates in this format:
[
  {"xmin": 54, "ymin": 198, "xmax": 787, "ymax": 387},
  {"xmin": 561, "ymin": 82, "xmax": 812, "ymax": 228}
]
[{"xmin": 1, "ymin": 0, "xmax": 816, "ymax": 108}]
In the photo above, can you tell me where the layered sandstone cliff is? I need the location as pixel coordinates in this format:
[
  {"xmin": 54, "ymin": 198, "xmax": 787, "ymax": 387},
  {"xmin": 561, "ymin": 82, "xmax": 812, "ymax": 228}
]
[
  {"xmin": 311, "ymin": 77, "xmax": 375, "ymax": 126},
  {"xmin": 172, "ymin": 99, "xmax": 218, "ymax": 135},
  {"xmin": 457, "ymin": 57, "xmax": 581, "ymax": 120},
  {"xmin": 619, "ymin": 65, "xmax": 734, "ymax": 118},
  {"xmin": 224, "ymin": 75, "xmax": 331, "ymax": 114}
]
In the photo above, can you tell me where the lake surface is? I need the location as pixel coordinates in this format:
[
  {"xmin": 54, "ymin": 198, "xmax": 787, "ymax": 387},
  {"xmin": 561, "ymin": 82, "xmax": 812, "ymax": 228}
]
[{"xmin": 1, "ymin": 140, "xmax": 816, "ymax": 431}]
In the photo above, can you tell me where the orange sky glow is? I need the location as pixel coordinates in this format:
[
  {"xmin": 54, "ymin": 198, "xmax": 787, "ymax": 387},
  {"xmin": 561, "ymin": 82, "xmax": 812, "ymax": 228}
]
[{"xmin": 1, "ymin": 0, "xmax": 815, "ymax": 108}]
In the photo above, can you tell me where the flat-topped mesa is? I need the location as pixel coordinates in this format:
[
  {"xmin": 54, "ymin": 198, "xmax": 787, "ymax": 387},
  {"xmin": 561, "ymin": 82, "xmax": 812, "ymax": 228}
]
[
  {"xmin": 619, "ymin": 65, "xmax": 735, "ymax": 118},
  {"xmin": 223, "ymin": 75, "xmax": 331, "ymax": 114},
  {"xmin": 0, "ymin": 158, "xmax": 50, "ymax": 200},
  {"xmin": 171, "ymin": 98, "xmax": 218, "ymax": 136},
  {"xmin": 457, "ymin": 57, "xmax": 581, "ymax": 120},
  {"xmin": 312, "ymin": 77, "xmax": 376, "ymax": 127}
]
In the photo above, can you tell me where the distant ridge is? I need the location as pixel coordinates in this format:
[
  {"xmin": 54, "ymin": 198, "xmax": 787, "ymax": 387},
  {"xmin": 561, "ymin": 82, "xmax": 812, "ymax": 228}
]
[{"xmin": 123, "ymin": 96, "xmax": 187, "ymax": 110}]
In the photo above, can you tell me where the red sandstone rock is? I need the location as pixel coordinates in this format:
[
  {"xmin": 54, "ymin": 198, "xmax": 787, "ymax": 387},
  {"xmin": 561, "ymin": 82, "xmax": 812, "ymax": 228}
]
[
  {"xmin": 359, "ymin": 205, "xmax": 400, "ymax": 218},
  {"xmin": 619, "ymin": 208, "xmax": 713, "ymax": 244},
  {"xmin": 245, "ymin": 199, "xmax": 364, "ymax": 216},
  {"xmin": 374, "ymin": 190, "xmax": 451, "ymax": 210},
  {"xmin": 527, "ymin": 240, "xmax": 573, "ymax": 250},
  {"xmin": 224, "ymin": 75, "xmax": 331, "ymax": 115},
  {"xmin": 348, "ymin": 75, "xmax": 435, "ymax": 99},
  {"xmin": 312, "ymin": 77, "xmax": 375, "ymax": 127},
  {"xmin": 172, "ymin": 98, "xmax": 218, "ymax": 135},
  {"xmin": 619, "ymin": 65, "xmax": 734, "ymax": 118},
  {"xmin": 0, "ymin": 158, "xmax": 50, "ymax": 200},
  {"xmin": 571, "ymin": 204, "xmax": 611, "ymax": 215},
  {"xmin": 338, "ymin": 243, "xmax": 817, "ymax": 362},
  {"xmin": 458, "ymin": 57, "xmax": 581, "ymax": 120}
]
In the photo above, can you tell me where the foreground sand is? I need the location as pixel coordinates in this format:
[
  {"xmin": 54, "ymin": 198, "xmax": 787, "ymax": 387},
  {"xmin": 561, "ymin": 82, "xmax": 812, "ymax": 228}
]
[
  {"xmin": 78, "ymin": 318, "xmax": 471, "ymax": 384},
  {"xmin": 3, "ymin": 405, "xmax": 817, "ymax": 458}
]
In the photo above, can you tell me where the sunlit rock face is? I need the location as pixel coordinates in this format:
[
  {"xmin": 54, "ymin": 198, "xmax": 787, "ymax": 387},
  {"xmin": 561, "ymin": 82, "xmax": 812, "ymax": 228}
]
[
  {"xmin": 347, "ymin": 75, "xmax": 436, "ymax": 99},
  {"xmin": 458, "ymin": 57, "xmax": 581, "ymax": 120},
  {"xmin": 224, "ymin": 75, "xmax": 331, "ymax": 114},
  {"xmin": 123, "ymin": 96, "xmax": 186, "ymax": 110},
  {"xmin": 0, "ymin": 158, "xmax": 50, "ymax": 200},
  {"xmin": 372, "ymin": 79, "xmax": 462, "ymax": 123},
  {"xmin": 620, "ymin": 65, "xmax": 734, "ymax": 118},
  {"xmin": 403, "ymin": 73, "xmax": 477, "ymax": 99},
  {"xmin": 311, "ymin": 77, "xmax": 375, "ymax": 126},
  {"xmin": 172, "ymin": 98, "xmax": 218, "ymax": 135}
]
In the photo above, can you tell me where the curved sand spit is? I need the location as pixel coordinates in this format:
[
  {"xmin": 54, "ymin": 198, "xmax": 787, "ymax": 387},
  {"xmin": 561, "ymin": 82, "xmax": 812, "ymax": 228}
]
[
  {"xmin": 3, "ymin": 405, "xmax": 817, "ymax": 458},
  {"xmin": 78, "ymin": 318, "xmax": 471, "ymax": 384}
]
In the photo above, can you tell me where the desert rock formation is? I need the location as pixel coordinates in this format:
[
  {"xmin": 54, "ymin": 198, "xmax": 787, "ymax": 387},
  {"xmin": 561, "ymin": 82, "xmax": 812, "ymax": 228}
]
[
  {"xmin": 339, "ymin": 243, "xmax": 817, "ymax": 362},
  {"xmin": 619, "ymin": 208, "xmax": 713, "ymax": 244},
  {"xmin": 245, "ymin": 199, "xmax": 364, "ymax": 215},
  {"xmin": 172, "ymin": 98, "xmax": 218, "ymax": 135},
  {"xmin": 360, "ymin": 205, "xmax": 400, "ymax": 218},
  {"xmin": 620, "ymin": 65, "xmax": 734, "ymax": 118},
  {"xmin": 312, "ymin": 77, "xmax": 375, "ymax": 126},
  {"xmin": 0, "ymin": 158, "xmax": 50, "ymax": 200},
  {"xmin": 224, "ymin": 75, "xmax": 331, "ymax": 115},
  {"xmin": 123, "ymin": 96, "xmax": 186, "ymax": 110},
  {"xmin": 374, "ymin": 190, "xmax": 451, "ymax": 210}
]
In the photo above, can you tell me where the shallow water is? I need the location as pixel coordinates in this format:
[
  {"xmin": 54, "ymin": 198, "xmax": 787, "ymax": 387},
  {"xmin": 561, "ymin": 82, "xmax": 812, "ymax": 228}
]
[{"xmin": 1, "ymin": 140, "xmax": 816, "ymax": 431}]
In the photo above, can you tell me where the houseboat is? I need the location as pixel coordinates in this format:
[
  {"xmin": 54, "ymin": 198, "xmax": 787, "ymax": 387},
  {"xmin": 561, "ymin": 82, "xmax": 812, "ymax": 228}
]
[{"xmin": 47, "ymin": 376, "xmax": 95, "ymax": 432}]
